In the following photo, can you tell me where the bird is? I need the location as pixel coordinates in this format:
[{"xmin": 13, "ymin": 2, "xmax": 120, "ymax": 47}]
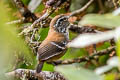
[{"xmin": 36, "ymin": 14, "xmax": 70, "ymax": 73}]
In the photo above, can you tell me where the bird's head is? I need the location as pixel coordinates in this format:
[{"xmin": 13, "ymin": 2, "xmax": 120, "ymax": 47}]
[{"xmin": 50, "ymin": 14, "xmax": 70, "ymax": 33}]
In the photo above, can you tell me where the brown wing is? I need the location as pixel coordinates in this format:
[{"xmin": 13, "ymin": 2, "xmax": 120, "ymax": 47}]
[{"xmin": 37, "ymin": 41, "xmax": 67, "ymax": 61}]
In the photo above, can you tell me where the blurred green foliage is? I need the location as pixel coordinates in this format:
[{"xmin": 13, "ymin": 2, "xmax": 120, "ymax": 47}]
[
  {"xmin": 0, "ymin": 1, "xmax": 34, "ymax": 80},
  {"xmin": 79, "ymin": 14, "xmax": 120, "ymax": 29},
  {"xmin": 104, "ymin": 73, "xmax": 116, "ymax": 80},
  {"xmin": 55, "ymin": 64, "xmax": 102, "ymax": 80},
  {"xmin": 116, "ymin": 39, "xmax": 120, "ymax": 58}
]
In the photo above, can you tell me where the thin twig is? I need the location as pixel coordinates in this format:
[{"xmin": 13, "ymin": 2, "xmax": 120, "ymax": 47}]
[
  {"xmin": 31, "ymin": 9, "xmax": 54, "ymax": 28},
  {"xmin": 49, "ymin": 46, "xmax": 116, "ymax": 65},
  {"xmin": 69, "ymin": 0, "xmax": 94, "ymax": 17},
  {"xmin": 19, "ymin": 9, "xmax": 55, "ymax": 35},
  {"xmin": 6, "ymin": 69, "xmax": 66, "ymax": 80},
  {"xmin": 69, "ymin": 24, "xmax": 101, "ymax": 34},
  {"xmin": 97, "ymin": 0, "xmax": 105, "ymax": 13},
  {"xmin": 6, "ymin": 18, "xmax": 25, "ymax": 24}
]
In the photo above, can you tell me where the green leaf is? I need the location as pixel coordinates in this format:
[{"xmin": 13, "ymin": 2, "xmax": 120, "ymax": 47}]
[
  {"xmin": 104, "ymin": 73, "xmax": 116, "ymax": 80},
  {"xmin": 55, "ymin": 64, "xmax": 102, "ymax": 80},
  {"xmin": 0, "ymin": 1, "xmax": 33, "ymax": 75},
  {"xmin": 79, "ymin": 14, "xmax": 120, "ymax": 28},
  {"xmin": 115, "ymin": 28, "xmax": 120, "ymax": 59},
  {"xmin": 116, "ymin": 39, "xmax": 120, "ymax": 58}
]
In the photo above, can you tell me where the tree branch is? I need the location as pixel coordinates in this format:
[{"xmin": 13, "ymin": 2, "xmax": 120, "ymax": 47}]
[
  {"xmin": 19, "ymin": 8, "xmax": 55, "ymax": 35},
  {"xmin": 69, "ymin": 24, "xmax": 101, "ymax": 34},
  {"xmin": 69, "ymin": 0, "xmax": 94, "ymax": 17},
  {"xmin": 49, "ymin": 46, "xmax": 116, "ymax": 65},
  {"xmin": 6, "ymin": 69, "xmax": 66, "ymax": 80}
]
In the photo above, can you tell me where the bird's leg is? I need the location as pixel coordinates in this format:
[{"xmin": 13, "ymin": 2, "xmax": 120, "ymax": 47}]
[
  {"xmin": 93, "ymin": 44, "xmax": 97, "ymax": 53},
  {"xmin": 47, "ymin": 61, "xmax": 58, "ymax": 66}
]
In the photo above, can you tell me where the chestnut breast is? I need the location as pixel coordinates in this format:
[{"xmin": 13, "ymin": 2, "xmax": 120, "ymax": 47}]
[{"xmin": 37, "ymin": 28, "xmax": 68, "ymax": 61}]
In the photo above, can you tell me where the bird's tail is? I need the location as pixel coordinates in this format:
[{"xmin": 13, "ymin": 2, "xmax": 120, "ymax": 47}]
[{"xmin": 36, "ymin": 61, "xmax": 44, "ymax": 73}]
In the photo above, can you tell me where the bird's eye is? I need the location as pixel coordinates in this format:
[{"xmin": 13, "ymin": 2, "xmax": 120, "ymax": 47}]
[{"xmin": 64, "ymin": 18, "xmax": 67, "ymax": 21}]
